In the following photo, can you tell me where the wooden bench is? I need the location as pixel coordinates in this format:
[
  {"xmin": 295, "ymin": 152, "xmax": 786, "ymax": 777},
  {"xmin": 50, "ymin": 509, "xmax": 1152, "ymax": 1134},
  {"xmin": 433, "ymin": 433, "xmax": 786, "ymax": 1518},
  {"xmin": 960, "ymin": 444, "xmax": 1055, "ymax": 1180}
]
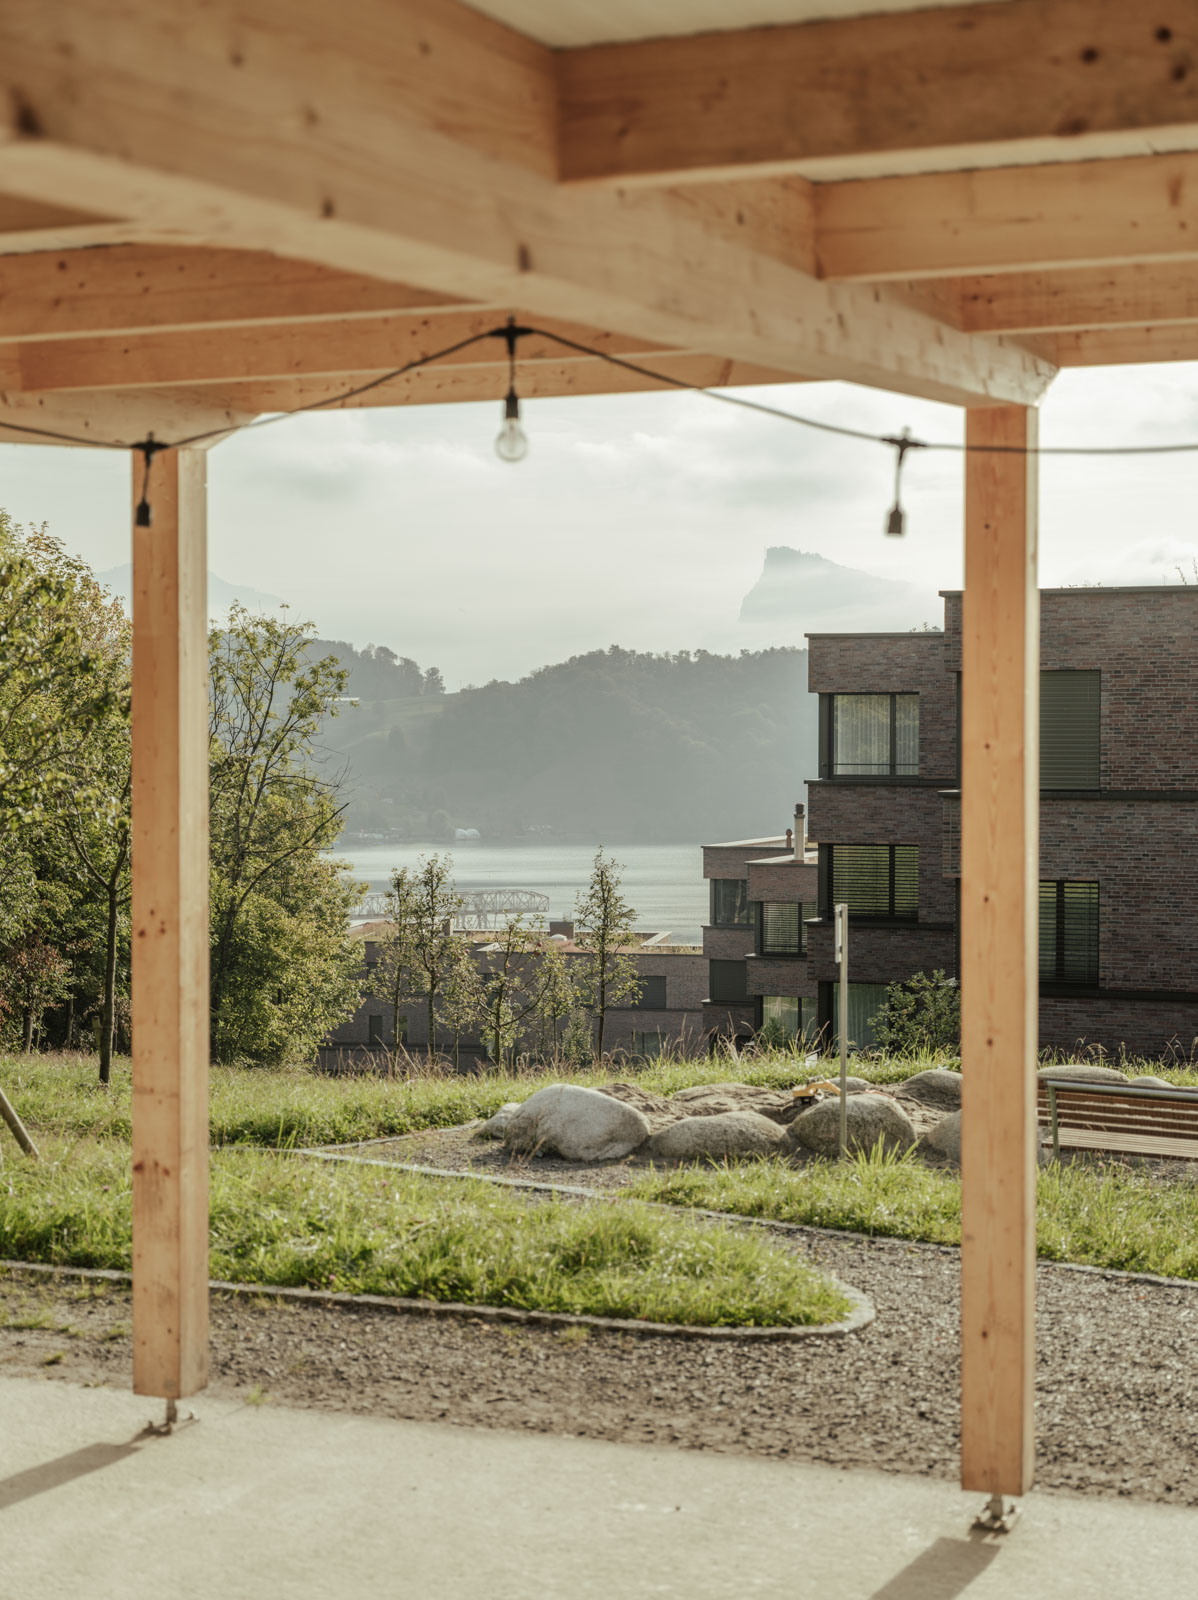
[{"xmin": 1038, "ymin": 1078, "xmax": 1198, "ymax": 1163}]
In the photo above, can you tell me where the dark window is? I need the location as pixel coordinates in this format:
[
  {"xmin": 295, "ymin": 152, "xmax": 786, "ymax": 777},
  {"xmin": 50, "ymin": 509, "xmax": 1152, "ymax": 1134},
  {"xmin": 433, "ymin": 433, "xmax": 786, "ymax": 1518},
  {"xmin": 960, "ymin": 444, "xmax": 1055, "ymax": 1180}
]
[
  {"xmin": 367, "ymin": 1014, "xmax": 384, "ymax": 1045},
  {"xmin": 628, "ymin": 975, "xmax": 668, "ymax": 1010},
  {"xmin": 823, "ymin": 844, "xmax": 918, "ymax": 920},
  {"xmin": 1039, "ymin": 881, "xmax": 1099, "ymax": 987},
  {"xmin": 709, "ymin": 960, "xmax": 749, "ymax": 1004},
  {"xmin": 711, "ymin": 879, "xmax": 751, "ymax": 926},
  {"xmin": 761, "ymin": 995, "xmax": 819, "ymax": 1043},
  {"xmin": 1041, "ymin": 670, "xmax": 1100, "ymax": 789},
  {"xmin": 364, "ymin": 941, "xmax": 379, "ymax": 968},
  {"xmin": 821, "ymin": 693, "xmax": 919, "ymax": 777},
  {"xmin": 634, "ymin": 1030, "xmax": 666, "ymax": 1059},
  {"xmin": 759, "ymin": 901, "xmax": 808, "ymax": 956}
]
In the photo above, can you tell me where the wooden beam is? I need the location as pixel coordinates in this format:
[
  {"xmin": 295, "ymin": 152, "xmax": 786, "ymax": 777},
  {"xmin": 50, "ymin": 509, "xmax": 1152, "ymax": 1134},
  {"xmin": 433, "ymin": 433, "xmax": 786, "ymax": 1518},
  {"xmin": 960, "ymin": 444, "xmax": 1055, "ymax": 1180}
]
[
  {"xmin": 817, "ymin": 150, "xmax": 1198, "ymax": 281},
  {"xmin": 0, "ymin": 246, "xmax": 474, "ymax": 342},
  {"xmin": 1038, "ymin": 323, "xmax": 1198, "ymax": 366},
  {"xmin": 0, "ymin": 384, "xmax": 256, "ymax": 447},
  {"xmin": 0, "ymin": 189, "xmax": 128, "ymax": 251},
  {"xmin": 213, "ymin": 352, "xmax": 809, "ymax": 415},
  {"xmin": 960, "ymin": 404, "xmax": 1039, "ymax": 1499},
  {"xmin": 9, "ymin": 311, "xmax": 683, "ymax": 393},
  {"xmin": 0, "ymin": 0, "xmax": 1053, "ymax": 407},
  {"xmin": 958, "ymin": 262, "xmax": 1198, "ymax": 335},
  {"xmin": 559, "ymin": 0, "xmax": 1198, "ymax": 186},
  {"xmin": 131, "ymin": 446, "xmax": 209, "ymax": 1402}
]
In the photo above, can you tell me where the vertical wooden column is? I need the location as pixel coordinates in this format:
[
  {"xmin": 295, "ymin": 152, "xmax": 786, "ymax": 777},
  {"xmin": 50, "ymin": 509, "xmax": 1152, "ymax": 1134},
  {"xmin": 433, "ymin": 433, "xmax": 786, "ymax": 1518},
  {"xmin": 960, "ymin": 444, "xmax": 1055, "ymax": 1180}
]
[
  {"xmin": 131, "ymin": 447, "xmax": 210, "ymax": 1399},
  {"xmin": 960, "ymin": 405, "xmax": 1039, "ymax": 1497}
]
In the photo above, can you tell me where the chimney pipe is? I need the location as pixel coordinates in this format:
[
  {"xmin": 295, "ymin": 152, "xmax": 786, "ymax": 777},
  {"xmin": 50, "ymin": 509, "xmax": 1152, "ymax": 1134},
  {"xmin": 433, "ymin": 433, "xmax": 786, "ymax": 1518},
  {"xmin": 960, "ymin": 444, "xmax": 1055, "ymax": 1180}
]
[{"xmin": 794, "ymin": 803, "xmax": 805, "ymax": 860}]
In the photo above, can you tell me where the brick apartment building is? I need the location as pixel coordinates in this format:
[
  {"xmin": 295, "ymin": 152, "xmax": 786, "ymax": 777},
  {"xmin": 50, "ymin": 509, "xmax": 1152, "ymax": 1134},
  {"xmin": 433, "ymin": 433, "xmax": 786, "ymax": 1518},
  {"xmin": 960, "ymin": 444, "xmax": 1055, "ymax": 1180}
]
[
  {"xmin": 320, "ymin": 923, "xmax": 708, "ymax": 1070},
  {"xmin": 802, "ymin": 587, "xmax": 1198, "ymax": 1059},
  {"xmin": 701, "ymin": 821, "xmax": 819, "ymax": 1045}
]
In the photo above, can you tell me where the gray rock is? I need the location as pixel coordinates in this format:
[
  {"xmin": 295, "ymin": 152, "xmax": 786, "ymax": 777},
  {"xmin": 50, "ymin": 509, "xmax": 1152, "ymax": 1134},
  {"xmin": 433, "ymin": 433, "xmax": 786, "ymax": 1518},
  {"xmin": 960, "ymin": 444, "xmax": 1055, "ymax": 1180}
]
[
  {"xmin": 919, "ymin": 1110, "xmax": 962, "ymax": 1164},
  {"xmin": 896, "ymin": 1069, "xmax": 963, "ymax": 1112},
  {"xmin": 788, "ymin": 1094, "xmax": 917, "ymax": 1159},
  {"xmin": 648, "ymin": 1111, "xmax": 788, "ymax": 1163},
  {"xmin": 503, "ymin": 1085, "xmax": 651, "ymax": 1161},
  {"xmin": 669, "ymin": 1082, "xmax": 792, "ymax": 1124},
  {"xmin": 475, "ymin": 1102, "xmax": 520, "ymax": 1140},
  {"xmin": 1037, "ymin": 1064, "xmax": 1129, "ymax": 1085},
  {"xmin": 1127, "ymin": 1076, "xmax": 1176, "ymax": 1089}
]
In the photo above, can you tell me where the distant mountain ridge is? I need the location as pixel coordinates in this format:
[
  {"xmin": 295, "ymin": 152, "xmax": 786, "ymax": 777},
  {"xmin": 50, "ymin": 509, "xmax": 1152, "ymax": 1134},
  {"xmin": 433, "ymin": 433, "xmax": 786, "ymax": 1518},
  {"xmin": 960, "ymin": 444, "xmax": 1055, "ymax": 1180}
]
[{"xmin": 739, "ymin": 546, "xmax": 938, "ymax": 637}]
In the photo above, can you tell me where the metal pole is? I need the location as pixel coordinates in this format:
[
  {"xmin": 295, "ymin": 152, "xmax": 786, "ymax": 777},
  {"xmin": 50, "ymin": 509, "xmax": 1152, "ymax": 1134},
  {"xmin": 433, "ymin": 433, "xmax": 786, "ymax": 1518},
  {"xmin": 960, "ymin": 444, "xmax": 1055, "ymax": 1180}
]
[
  {"xmin": 0, "ymin": 1084, "xmax": 40, "ymax": 1159},
  {"xmin": 835, "ymin": 902, "xmax": 848, "ymax": 1158}
]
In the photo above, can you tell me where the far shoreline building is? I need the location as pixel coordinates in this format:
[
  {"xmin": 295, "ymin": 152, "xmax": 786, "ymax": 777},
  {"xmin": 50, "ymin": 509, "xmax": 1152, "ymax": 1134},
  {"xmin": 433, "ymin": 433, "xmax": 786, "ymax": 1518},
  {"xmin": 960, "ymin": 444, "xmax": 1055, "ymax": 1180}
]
[{"xmin": 791, "ymin": 587, "xmax": 1198, "ymax": 1060}]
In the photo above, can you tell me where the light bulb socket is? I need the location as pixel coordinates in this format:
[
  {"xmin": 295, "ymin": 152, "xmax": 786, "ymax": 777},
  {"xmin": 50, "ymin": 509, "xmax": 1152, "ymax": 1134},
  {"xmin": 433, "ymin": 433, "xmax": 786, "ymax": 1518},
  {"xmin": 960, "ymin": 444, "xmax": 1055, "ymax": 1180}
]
[
  {"xmin": 885, "ymin": 504, "xmax": 905, "ymax": 537},
  {"xmin": 504, "ymin": 389, "xmax": 520, "ymax": 421},
  {"xmin": 135, "ymin": 498, "xmax": 153, "ymax": 528}
]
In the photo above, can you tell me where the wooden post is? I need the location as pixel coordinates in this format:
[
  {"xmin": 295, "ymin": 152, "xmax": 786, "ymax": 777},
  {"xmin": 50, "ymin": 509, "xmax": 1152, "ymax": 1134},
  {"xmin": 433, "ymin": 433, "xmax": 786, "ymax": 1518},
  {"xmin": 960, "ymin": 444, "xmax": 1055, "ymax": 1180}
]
[
  {"xmin": 960, "ymin": 404, "xmax": 1039, "ymax": 1498},
  {"xmin": 131, "ymin": 447, "xmax": 210, "ymax": 1399}
]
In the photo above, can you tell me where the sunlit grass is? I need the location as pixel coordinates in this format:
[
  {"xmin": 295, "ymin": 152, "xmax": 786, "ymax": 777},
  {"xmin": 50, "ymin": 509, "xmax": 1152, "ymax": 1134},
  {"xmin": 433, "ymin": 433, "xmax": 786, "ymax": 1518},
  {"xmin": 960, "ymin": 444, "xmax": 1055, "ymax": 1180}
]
[{"xmin": 0, "ymin": 1138, "xmax": 850, "ymax": 1329}]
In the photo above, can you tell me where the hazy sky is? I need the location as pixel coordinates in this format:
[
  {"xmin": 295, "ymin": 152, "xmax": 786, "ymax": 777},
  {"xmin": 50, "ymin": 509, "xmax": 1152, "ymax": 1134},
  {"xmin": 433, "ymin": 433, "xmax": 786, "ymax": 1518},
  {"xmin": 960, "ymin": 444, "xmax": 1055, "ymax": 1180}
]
[{"xmin": 4, "ymin": 364, "xmax": 1198, "ymax": 686}]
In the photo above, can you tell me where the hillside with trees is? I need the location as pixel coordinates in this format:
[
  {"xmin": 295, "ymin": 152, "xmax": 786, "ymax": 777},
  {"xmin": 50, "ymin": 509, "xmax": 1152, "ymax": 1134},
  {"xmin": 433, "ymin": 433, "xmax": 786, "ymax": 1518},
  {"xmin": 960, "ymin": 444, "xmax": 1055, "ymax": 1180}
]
[{"xmin": 322, "ymin": 644, "xmax": 815, "ymax": 842}]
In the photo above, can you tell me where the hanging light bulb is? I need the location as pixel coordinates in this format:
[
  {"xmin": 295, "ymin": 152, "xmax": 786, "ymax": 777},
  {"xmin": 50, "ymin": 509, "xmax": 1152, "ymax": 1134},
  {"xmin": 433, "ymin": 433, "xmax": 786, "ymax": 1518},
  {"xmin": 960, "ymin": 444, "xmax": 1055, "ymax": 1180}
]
[
  {"xmin": 884, "ymin": 428, "xmax": 917, "ymax": 537},
  {"xmin": 494, "ymin": 388, "xmax": 529, "ymax": 463}
]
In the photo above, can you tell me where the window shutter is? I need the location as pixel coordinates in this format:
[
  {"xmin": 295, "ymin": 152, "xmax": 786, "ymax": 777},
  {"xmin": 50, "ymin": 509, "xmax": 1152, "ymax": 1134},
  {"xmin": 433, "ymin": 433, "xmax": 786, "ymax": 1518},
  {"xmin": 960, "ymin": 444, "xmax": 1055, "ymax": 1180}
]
[
  {"xmin": 1041, "ymin": 670, "xmax": 1100, "ymax": 789},
  {"xmin": 709, "ymin": 960, "xmax": 748, "ymax": 1004}
]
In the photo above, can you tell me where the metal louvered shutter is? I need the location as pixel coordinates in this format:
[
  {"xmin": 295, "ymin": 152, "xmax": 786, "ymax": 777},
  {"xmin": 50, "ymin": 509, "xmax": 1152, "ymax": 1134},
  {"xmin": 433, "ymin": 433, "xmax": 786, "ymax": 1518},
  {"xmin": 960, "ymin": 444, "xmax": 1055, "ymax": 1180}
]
[{"xmin": 1041, "ymin": 671, "xmax": 1100, "ymax": 789}]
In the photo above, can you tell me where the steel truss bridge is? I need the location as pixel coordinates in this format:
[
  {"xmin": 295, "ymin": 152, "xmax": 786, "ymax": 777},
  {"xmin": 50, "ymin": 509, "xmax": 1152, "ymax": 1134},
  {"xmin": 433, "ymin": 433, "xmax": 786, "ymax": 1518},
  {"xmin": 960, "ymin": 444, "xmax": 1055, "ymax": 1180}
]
[{"xmin": 349, "ymin": 888, "xmax": 551, "ymax": 929}]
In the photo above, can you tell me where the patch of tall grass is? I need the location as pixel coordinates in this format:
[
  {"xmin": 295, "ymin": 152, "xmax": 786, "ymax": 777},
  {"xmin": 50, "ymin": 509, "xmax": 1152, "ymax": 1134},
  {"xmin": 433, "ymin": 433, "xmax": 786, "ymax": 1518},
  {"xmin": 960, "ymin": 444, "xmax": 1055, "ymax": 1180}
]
[
  {"xmin": 632, "ymin": 1147, "xmax": 1198, "ymax": 1281},
  {"xmin": 0, "ymin": 1139, "xmax": 850, "ymax": 1329}
]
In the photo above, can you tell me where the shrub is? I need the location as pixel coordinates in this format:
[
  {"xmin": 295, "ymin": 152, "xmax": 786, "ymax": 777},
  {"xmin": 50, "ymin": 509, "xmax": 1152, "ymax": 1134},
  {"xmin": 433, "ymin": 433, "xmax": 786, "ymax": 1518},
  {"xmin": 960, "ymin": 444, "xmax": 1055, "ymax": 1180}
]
[{"xmin": 869, "ymin": 969, "xmax": 959, "ymax": 1055}]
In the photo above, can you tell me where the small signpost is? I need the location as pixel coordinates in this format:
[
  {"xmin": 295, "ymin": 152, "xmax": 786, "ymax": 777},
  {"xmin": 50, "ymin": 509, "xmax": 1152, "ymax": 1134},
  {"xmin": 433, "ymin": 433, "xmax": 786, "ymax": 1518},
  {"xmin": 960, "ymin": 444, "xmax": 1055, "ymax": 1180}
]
[{"xmin": 835, "ymin": 903, "xmax": 849, "ymax": 1158}]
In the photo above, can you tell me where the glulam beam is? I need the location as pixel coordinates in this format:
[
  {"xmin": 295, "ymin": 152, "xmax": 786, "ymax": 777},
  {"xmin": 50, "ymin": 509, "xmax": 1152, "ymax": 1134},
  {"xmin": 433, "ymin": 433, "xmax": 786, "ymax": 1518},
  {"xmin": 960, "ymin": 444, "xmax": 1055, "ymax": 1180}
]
[
  {"xmin": 0, "ymin": 0, "xmax": 1053, "ymax": 406},
  {"xmin": 559, "ymin": 0, "xmax": 1198, "ymax": 186},
  {"xmin": 0, "ymin": 246, "xmax": 473, "ymax": 342}
]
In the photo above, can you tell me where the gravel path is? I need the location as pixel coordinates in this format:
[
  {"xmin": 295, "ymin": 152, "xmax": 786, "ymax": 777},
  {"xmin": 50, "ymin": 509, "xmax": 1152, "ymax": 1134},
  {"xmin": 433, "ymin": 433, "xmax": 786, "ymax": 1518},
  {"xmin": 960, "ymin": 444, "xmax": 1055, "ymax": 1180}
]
[{"xmin": 5, "ymin": 1220, "xmax": 1198, "ymax": 1507}]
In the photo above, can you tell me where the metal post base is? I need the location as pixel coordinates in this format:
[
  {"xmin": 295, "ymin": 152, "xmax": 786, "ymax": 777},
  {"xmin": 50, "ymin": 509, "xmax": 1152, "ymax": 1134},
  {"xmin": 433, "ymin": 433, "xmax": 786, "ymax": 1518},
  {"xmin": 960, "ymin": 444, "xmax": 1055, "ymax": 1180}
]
[
  {"xmin": 141, "ymin": 1398, "xmax": 196, "ymax": 1438},
  {"xmin": 972, "ymin": 1493, "xmax": 1020, "ymax": 1534}
]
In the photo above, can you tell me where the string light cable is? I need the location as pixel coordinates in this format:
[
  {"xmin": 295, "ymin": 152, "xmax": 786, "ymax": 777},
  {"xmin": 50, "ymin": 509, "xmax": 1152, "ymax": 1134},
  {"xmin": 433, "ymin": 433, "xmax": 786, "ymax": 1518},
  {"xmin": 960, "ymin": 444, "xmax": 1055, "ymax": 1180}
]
[{"xmin": 6, "ymin": 316, "xmax": 1198, "ymax": 530}]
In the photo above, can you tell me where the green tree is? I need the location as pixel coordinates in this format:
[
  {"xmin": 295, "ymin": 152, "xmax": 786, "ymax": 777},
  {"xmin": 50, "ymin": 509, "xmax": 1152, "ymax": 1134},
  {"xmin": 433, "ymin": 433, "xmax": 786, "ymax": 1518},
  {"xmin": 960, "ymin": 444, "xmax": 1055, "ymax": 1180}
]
[
  {"xmin": 573, "ymin": 849, "xmax": 641, "ymax": 1060},
  {"xmin": 208, "ymin": 605, "xmax": 360, "ymax": 1062},
  {"xmin": 534, "ymin": 937, "xmax": 576, "ymax": 1058},
  {"xmin": 385, "ymin": 854, "xmax": 462, "ymax": 1057},
  {"xmin": 0, "ymin": 934, "xmax": 72, "ymax": 1053},
  {"xmin": 437, "ymin": 940, "xmax": 486, "ymax": 1071},
  {"xmin": 479, "ymin": 916, "xmax": 550, "ymax": 1070}
]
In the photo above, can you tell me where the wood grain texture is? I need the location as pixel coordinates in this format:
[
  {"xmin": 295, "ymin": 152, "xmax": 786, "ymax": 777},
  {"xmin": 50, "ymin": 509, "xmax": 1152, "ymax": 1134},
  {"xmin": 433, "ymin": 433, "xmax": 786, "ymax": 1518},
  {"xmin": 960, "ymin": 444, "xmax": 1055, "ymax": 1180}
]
[
  {"xmin": 131, "ymin": 448, "xmax": 210, "ymax": 1400},
  {"xmin": 0, "ymin": 0, "xmax": 1053, "ymax": 405},
  {"xmin": 816, "ymin": 150, "xmax": 1198, "ymax": 281},
  {"xmin": 959, "ymin": 404, "xmax": 1039, "ymax": 1498},
  {"xmin": 559, "ymin": 0, "xmax": 1198, "ymax": 184}
]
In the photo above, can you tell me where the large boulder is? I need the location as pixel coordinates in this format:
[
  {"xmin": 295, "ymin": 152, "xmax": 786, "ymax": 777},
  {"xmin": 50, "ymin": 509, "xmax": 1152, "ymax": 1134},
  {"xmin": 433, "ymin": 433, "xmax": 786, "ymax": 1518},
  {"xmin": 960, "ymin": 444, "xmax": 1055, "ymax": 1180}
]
[
  {"xmin": 1037, "ymin": 1064, "xmax": 1129, "ymax": 1085},
  {"xmin": 503, "ymin": 1085, "xmax": 650, "ymax": 1161},
  {"xmin": 787, "ymin": 1094, "xmax": 917, "ymax": 1159},
  {"xmin": 919, "ymin": 1110, "xmax": 962, "ymax": 1164},
  {"xmin": 896, "ymin": 1069, "xmax": 963, "ymax": 1112},
  {"xmin": 648, "ymin": 1111, "xmax": 787, "ymax": 1163},
  {"xmin": 669, "ymin": 1082, "xmax": 793, "ymax": 1125},
  {"xmin": 475, "ymin": 1102, "xmax": 520, "ymax": 1140}
]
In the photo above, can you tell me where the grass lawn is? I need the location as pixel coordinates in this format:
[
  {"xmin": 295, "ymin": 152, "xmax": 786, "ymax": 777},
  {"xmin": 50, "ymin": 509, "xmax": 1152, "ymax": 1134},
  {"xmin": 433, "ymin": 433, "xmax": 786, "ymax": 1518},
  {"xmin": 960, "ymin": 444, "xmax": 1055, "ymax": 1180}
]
[
  {"xmin": 0, "ymin": 1138, "xmax": 850, "ymax": 1329},
  {"xmin": 631, "ymin": 1147, "xmax": 1198, "ymax": 1281},
  {"xmin": 0, "ymin": 1048, "xmax": 932, "ymax": 1149}
]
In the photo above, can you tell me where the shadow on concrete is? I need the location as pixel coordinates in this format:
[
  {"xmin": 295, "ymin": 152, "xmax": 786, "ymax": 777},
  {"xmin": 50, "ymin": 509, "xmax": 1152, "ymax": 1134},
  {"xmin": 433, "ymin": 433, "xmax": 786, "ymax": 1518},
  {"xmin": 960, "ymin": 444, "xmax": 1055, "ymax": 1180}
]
[
  {"xmin": 0, "ymin": 1440, "xmax": 140, "ymax": 1510},
  {"xmin": 869, "ymin": 1538, "xmax": 999, "ymax": 1599}
]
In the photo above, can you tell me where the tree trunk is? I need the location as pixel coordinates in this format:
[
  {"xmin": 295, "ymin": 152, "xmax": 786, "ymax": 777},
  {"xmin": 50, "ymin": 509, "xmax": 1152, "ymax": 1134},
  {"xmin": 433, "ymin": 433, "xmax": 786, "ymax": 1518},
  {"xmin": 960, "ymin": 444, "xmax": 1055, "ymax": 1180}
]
[
  {"xmin": 427, "ymin": 987, "xmax": 436, "ymax": 1064},
  {"xmin": 99, "ymin": 874, "xmax": 120, "ymax": 1086},
  {"xmin": 22, "ymin": 1007, "xmax": 34, "ymax": 1053}
]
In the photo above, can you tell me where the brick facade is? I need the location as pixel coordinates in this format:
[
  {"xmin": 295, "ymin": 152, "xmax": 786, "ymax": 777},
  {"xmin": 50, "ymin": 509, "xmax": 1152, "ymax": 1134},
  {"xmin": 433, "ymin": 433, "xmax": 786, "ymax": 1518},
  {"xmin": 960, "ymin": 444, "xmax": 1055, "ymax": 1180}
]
[{"xmin": 808, "ymin": 589, "xmax": 1198, "ymax": 1059}]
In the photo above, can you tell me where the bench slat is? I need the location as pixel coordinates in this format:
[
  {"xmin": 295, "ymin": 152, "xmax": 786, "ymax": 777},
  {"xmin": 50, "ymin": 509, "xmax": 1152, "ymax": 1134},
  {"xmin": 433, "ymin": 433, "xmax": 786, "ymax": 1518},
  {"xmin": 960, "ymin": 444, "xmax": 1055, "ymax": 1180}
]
[{"xmin": 1054, "ymin": 1128, "xmax": 1198, "ymax": 1161}]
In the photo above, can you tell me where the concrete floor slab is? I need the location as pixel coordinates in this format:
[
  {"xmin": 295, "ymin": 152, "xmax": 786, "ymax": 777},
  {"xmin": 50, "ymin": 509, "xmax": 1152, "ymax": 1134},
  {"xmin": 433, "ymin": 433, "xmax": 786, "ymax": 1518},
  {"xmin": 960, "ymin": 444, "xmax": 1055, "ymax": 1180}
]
[{"xmin": 2, "ymin": 1374, "xmax": 1196, "ymax": 1599}]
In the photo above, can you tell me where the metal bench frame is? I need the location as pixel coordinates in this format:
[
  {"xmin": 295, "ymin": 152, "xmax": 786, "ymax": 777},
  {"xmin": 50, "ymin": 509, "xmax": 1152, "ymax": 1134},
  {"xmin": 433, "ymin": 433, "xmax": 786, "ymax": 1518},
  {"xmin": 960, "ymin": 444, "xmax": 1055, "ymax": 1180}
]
[{"xmin": 1040, "ymin": 1077, "xmax": 1198, "ymax": 1162}]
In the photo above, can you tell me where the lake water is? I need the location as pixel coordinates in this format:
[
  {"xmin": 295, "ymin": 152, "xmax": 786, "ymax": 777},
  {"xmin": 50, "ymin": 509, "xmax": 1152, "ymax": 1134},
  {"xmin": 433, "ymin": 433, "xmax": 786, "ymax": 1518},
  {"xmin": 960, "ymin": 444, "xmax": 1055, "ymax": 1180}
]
[{"xmin": 330, "ymin": 840, "xmax": 708, "ymax": 944}]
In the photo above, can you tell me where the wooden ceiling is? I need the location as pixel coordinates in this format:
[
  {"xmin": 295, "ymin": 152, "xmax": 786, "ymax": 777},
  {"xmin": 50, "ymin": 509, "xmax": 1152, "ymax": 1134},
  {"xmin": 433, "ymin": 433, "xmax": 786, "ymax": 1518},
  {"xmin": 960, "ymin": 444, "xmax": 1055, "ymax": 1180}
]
[{"xmin": 3, "ymin": 0, "xmax": 1198, "ymax": 448}]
